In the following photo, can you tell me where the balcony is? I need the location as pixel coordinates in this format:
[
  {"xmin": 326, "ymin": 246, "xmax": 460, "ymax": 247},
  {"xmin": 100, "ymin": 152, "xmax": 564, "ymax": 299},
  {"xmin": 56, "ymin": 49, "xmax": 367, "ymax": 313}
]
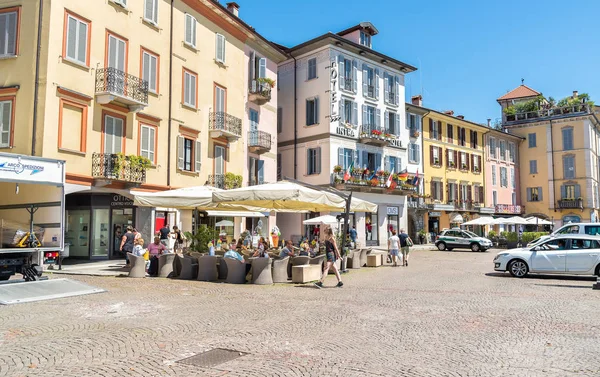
[
  {"xmin": 91, "ymin": 153, "xmax": 147, "ymax": 186},
  {"xmin": 248, "ymin": 130, "xmax": 271, "ymax": 154},
  {"xmin": 557, "ymin": 198, "xmax": 584, "ymax": 210},
  {"xmin": 206, "ymin": 173, "xmax": 242, "ymax": 190},
  {"xmin": 209, "ymin": 112, "xmax": 242, "ymax": 140},
  {"xmin": 365, "ymin": 85, "xmax": 375, "ymax": 99},
  {"xmin": 407, "ymin": 199, "xmax": 428, "ymax": 211},
  {"xmin": 409, "ymin": 128, "xmax": 420, "ymax": 139},
  {"xmin": 385, "ymin": 92, "xmax": 398, "ymax": 106},
  {"xmin": 341, "ymin": 77, "xmax": 353, "ymax": 91},
  {"xmin": 505, "ymin": 104, "xmax": 592, "ymax": 124},
  {"xmin": 248, "ymin": 79, "xmax": 272, "ymax": 105},
  {"xmin": 331, "ymin": 171, "xmax": 417, "ymax": 196},
  {"xmin": 359, "ymin": 125, "xmax": 397, "ymax": 147},
  {"xmin": 95, "ymin": 67, "xmax": 148, "ymax": 112},
  {"xmin": 495, "ymin": 204, "xmax": 524, "ymax": 214}
]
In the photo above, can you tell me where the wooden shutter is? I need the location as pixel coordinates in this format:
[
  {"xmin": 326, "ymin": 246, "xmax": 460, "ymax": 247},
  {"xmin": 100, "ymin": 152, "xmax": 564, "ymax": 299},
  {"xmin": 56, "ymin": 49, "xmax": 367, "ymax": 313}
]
[
  {"xmin": 575, "ymin": 184, "xmax": 581, "ymax": 198},
  {"xmin": 395, "ymin": 113, "xmax": 400, "ymax": 136},
  {"xmin": 470, "ymin": 154, "xmax": 474, "ymax": 172},
  {"xmin": 316, "ymin": 147, "xmax": 321, "ymax": 174},
  {"xmin": 479, "ymin": 186, "xmax": 484, "ymax": 203},
  {"xmin": 429, "ymin": 145, "xmax": 434, "ymax": 166},
  {"xmin": 437, "ymin": 121, "xmax": 442, "ymax": 140},
  {"xmin": 362, "ymin": 64, "xmax": 368, "ymax": 94},
  {"xmin": 352, "ymin": 102, "xmax": 358, "ymax": 125},
  {"xmin": 338, "ymin": 148, "xmax": 344, "ymax": 167},
  {"xmin": 258, "ymin": 160, "xmax": 264, "ymax": 184},
  {"xmin": 466, "ymin": 153, "xmax": 470, "ymax": 170},
  {"xmin": 177, "ymin": 135, "xmax": 184, "ymax": 170},
  {"xmin": 454, "ymin": 150, "xmax": 458, "ymax": 166},
  {"xmin": 339, "ymin": 99, "xmax": 345, "ymax": 124},
  {"xmin": 478, "ymin": 156, "xmax": 482, "ymax": 171},
  {"xmin": 560, "ymin": 185, "xmax": 566, "ymax": 199},
  {"xmin": 248, "ymin": 50, "xmax": 255, "ymax": 85},
  {"xmin": 362, "ymin": 105, "xmax": 367, "ymax": 128},
  {"xmin": 384, "ymin": 110, "xmax": 389, "ymax": 132},
  {"xmin": 395, "ymin": 76, "xmax": 400, "ymax": 105},
  {"xmin": 376, "ymin": 109, "xmax": 381, "ymax": 129},
  {"xmin": 338, "ymin": 54, "xmax": 345, "ymax": 88},
  {"xmin": 468, "ymin": 185, "xmax": 472, "ymax": 203},
  {"xmin": 375, "ymin": 68, "xmax": 380, "ymax": 99},
  {"xmin": 445, "ymin": 148, "xmax": 449, "ymax": 167},
  {"xmin": 352, "ymin": 60, "xmax": 358, "ymax": 92},
  {"xmin": 384, "ymin": 73, "xmax": 389, "ymax": 102},
  {"xmin": 429, "ymin": 118, "xmax": 433, "ymax": 137},
  {"xmin": 446, "ymin": 182, "xmax": 450, "ymax": 201},
  {"xmin": 430, "ymin": 181, "xmax": 434, "ymax": 200},
  {"xmin": 194, "ymin": 141, "xmax": 201, "ymax": 172},
  {"xmin": 538, "ymin": 187, "xmax": 543, "ymax": 201},
  {"xmin": 527, "ymin": 188, "xmax": 532, "ymax": 201}
]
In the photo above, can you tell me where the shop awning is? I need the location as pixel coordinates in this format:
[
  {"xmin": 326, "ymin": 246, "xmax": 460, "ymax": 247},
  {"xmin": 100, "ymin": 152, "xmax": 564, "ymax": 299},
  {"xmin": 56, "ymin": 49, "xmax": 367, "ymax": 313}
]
[
  {"xmin": 205, "ymin": 210, "xmax": 266, "ymax": 218},
  {"xmin": 65, "ymin": 183, "xmax": 134, "ymax": 198}
]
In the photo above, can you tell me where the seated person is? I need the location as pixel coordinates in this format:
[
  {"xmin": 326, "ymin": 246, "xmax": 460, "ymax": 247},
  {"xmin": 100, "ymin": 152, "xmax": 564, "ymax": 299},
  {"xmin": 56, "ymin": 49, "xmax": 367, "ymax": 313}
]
[
  {"xmin": 224, "ymin": 249, "xmax": 245, "ymax": 263},
  {"xmin": 132, "ymin": 238, "xmax": 146, "ymax": 257},
  {"xmin": 557, "ymin": 239, "xmax": 566, "ymax": 250},
  {"xmin": 147, "ymin": 236, "xmax": 166, "ymax": 258},
  {"xmin": 279, "ymin": 240, "xmax": 295, "ymax": 258},
  {"xmin": 299, "ymin": 242, "xmax": 315, "ymax": 257},
  {"xmin": 229, "ymin": 239, "xmax": 237, "ymax": 251},
  {"xmin": 252, "ymin": 237, "xmax": 270, "ymax": 258}
]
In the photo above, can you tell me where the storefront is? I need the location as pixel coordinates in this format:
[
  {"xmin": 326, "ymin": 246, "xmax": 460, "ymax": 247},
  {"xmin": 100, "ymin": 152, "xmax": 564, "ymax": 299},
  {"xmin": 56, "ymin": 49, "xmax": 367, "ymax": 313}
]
[
  {"xmin": 387, "ymin": 206, "xmax": 399, "ymax": 236},
  {"xmin": 428, "ymin": 211, "xmax": 441, "ymax": 237},
  {"xmin": 65, "ymin": 193, "xmax": 149, "ymax": 259},
  {"xmin": 365, "ymin": 212, "xmax": 379, "ymax": 246}
]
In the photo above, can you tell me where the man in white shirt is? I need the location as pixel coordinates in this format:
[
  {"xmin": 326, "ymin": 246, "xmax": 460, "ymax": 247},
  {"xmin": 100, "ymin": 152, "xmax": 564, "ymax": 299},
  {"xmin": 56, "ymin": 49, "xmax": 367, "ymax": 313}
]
[{"xmin": 388, "ymin": 230, "xmax": 401, "ymax": 267}]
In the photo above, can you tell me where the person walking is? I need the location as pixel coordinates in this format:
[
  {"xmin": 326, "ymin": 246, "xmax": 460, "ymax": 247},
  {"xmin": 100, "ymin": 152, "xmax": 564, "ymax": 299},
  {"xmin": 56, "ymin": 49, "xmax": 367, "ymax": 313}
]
[
  {"xmin": 399, "ymin": 228, "xmax": 413, "ymax": 267},
  {"xmin": 158, "ymin": 223, "xmax": 170, "ymax": 248},
  {"xmin": 314, "ymin": 227, "xmax": 343, "ymax": 288},
  {"xmin": 388, "ymin": 229, "xmax": 401, "ymax": 267},
  {"xmin": 120, "ymin": 225, "xmax": 136, "ymax": 266},
  {"xmin": 171, "ymin": 225, "xmax": 184, "ymax": 253}
]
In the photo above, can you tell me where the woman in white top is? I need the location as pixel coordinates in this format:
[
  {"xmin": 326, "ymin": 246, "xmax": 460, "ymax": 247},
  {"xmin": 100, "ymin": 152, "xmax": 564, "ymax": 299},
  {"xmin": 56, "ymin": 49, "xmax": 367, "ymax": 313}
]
[{"xmin": 388, "ymin": 230, "xmax": 401, "ymax": 267}]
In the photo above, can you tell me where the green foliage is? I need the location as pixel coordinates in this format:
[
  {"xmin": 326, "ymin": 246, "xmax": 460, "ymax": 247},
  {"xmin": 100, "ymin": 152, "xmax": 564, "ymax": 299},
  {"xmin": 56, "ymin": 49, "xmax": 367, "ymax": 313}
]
[
  {"xmin": 112, "ymin": 153, "xmax": 152, "ymax": 177},
  {"xmin": 487, "ymin": 230, "xmax": 497, "ymax": 239},
  {"xmin": 185, "ymin": 226, "xmax": 220, "ymax": 253},
  {"xmin": 521, "ymin": 232, "xmax": 549, "ymax": 244},
  {"xmin": 557, "ymin": 93, "xmax": 594, "ymax": 109},
  {"xmin": 257, "ymin": 77, "xmax": 276, "ymax": 88},
  {"xmin": 499, "ymin": 231, "xmax": 518, "ymax": 242},
  {"xmin": 128, "ymin": 155, "xmax": 153, "ymax": 170},
  {"xmin": 224, "ymin": 172, "xmax": 243, "ymax": 189},
  {"xmin": 418, "ymin": 229, "xmax": 426, "ymax": 236}
]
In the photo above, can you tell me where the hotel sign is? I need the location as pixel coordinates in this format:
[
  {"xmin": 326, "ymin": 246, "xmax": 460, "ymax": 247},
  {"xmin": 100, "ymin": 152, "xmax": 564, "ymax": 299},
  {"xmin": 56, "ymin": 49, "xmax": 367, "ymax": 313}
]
[
  {"xmin": 336, "ymin": 126, "xmax": 355, "ymax": 138},
  {"xmin": 329, "ymin": 59, "xmax": 340, "ymax": 123}
]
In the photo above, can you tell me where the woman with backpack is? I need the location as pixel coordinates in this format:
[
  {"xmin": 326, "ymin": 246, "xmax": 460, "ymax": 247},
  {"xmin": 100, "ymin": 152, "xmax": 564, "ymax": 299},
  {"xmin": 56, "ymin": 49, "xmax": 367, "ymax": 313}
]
[{"xmin": 120, "ymin": 225, "xmax": 136, "ymax": 265}]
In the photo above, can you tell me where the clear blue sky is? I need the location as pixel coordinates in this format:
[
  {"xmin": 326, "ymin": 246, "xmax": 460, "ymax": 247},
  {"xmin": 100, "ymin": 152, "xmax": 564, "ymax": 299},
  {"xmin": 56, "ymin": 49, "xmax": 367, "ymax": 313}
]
[{"xmin": 233, "ymin": 0, "xmax": 599, "ymax": 124}]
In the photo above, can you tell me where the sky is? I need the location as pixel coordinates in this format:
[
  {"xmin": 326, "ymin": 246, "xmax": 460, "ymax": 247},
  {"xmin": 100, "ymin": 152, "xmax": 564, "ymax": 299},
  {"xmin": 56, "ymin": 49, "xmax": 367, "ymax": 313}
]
[{"xmin": 232, "ymin": 0, "xmax": 600, "ymax": 124}]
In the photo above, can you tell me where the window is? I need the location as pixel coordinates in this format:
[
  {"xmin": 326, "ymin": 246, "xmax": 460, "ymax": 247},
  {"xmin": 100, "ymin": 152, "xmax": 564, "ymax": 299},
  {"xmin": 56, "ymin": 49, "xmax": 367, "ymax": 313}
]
[
  {"xmin": 470, "ymin": 130, "xmax": 478, "ymax": 149},
  {"xmin": 385, "ymin": 111, "xmax": 399, "ymax": 135},
  {"xmin": 474, "ymin": 185, "xmax": 480, "ymax": 203},
  {"xmin": 338, "ymin": 55, "xmax": 355, "ymax": 92},
  {"xmin": 384, "ymin": 73, "xmax": 398, "ymax": 105},
  {"xmin": 337, "ymin": 148, "xmax": 354, "ymax": 171},
  {"xmin": 339, "ymin": 98, "xmax": 357, "ymax": 125},
  {"xmin": 215, "ymin": 33, "xmax": 226, "ymax": 63},
  {"xmin": 563, "ymin": 155, "xmax": 575, "ymax": 179},
  {"xmin": 499, "ymin": 140, "xmax": 506, "ymax": 160},
  {"xmin": 460, "ymin": 151, "xmax": 467, "ymax": 169},
  {"xmin": 184, "ymin": 14, "xmax": 197, "ymax": 48},
  {"xmin": 103, "ymin": 114, "xmax": 124, "ymax": 154},
  {"xmin": 0, "ymin": 99, "xmax": 14, "ymax": 148},
  {"xmin": 111, "ymin": 0, "xmax": 127, "ymax": 7},
  {"xmin": 492, "ymin": 191, "xmax": 498, "ymax": 206},
  {"xmin": 447, "ymin": 124, "xmax": 453, "ymax": 143},
  {"xmin": 491, "ymin": 165, "xmax": 496, "ymax": 185},
  {"xmin": 584, "ymin": 226, "xmax": 600, "ymax": 236},
  {"xmin": 143, "ymin": 0, "xmax": 158, "ymax": 24},
  {"xmin": 177, "ymin": 135, "xmax": 200, "ymax": 172},
  {"xmin": 406, "ymin": 113, "xmax": 420, "ymax": 131},
  {"xmin": 512, "ymin": 192, "xmax": 516, "ymax": 205},
  {"xmin": 528, "ymin": 133, "xmax": 536, "ymax": 148},
  {"xmin": 359, "ymin": 31, "xmax": 371, "ymax": 48},
  {"xmin": 527, "ymin": 187, "xmax": 542, "ymax": 202},
  {"xmin": 448, "ymin": 182, "xmax": 457, "ymax": 201},
  {"xmin": 248, "ymin": 157, "xmax": 264, "ymax": 186},
  {"xmin": 385, "ymin": 156, "xmax": 401, "ymax": 173},
  {"xmin": 139, "ymin": 124, "xmax": 156, "ymax": 164},
  {"xmin": 408, "ymin": 143, "xmax": 420, "ymax": 164},
  {"xmin": 508, "ymin": 142, "xmax": 516, "ymax": 162},
  {"xmin": 141, "ymin": 49, "xmax": 158, "ymax": 93},
  {"xmin": 430, "ymin": 120, "xmax": 440, "ymax": 140},
  {"xmin": 511, "ymin": 168, "xmax": 515, "ymax": 189},
  {"xmin": 458, "ymin": 126, "xmax": 466, "ymax": 146},
  {"xmin": 473, "ymin": 154, "xmax": 480, "ymax": 171},
  {"xmin": 500, "ymin": 166, "xmax": 507, "ymax": 187},
  {"xmin": 63, "ymin": 11, "xmax": 89, "ymax": 65},
  {"xmin": 214, "ymin": 85, "xmax": 226, "ymax": 113},
  {"xmin": 277, "ymin": 107, "xmax": 282, "ymax": 133},
  {"xmin": 0, "ymin": 7, "xmax": 19, "ymax": 57},
  {"xmin": 432, "ymin": 146, "xmax": 440, "ymax": 166},
  {"xmin": 182, "ymin": 69, "xmax": 197, "ymax": 108},
  {"xmin": 530, "ymin": 160, "xmax": 537, "ymax": 174},
  {"xmin": 362, "ymin": 65, "xmax": 377, "ymax": 99},
  {"xmin": 307, "ymin": 58, "xmax": 317, "ymax": 80},
  {"xmin": 562, "ymin": 127, "xmax": 574, "ymax": 150},
  {"xmin": 58, "ymin": 99, "xmax": 87, "ymax": 153},
  {"xmin": 365, "ymin": 212, "xmax": 378, "ymax": 245},
  {"xmin": 306, "ymin": 97, "xmax": 319, "ymax": 126},
  {"xmin": 561, "ymin": 184, "xmax": 579, "ymax": 200},
  {"xmin": 307, "ymin": 147, "xmax": 321, "ymax": 175},
  {"xmin": 489, "ymin": 137, "xmax": 496, "ymax": 158},
  {"xmin": 447, "ymin": 148, "xmax": 455, "ymax": 166},
  {"xmin": 431, "ymin": 181, "xmax": 443, "ymax": 201}
]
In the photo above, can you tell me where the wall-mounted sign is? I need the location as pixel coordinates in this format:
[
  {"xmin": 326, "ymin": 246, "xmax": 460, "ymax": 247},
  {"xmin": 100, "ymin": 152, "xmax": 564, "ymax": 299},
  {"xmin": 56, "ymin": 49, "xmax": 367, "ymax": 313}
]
[
  {"xmin": 429, "ymin": 211, "xmax": 441, "ymax": 217},
  {"xmin": 389, "ymin": 139, "xmax": 402, "ymax": 148},
  {"xmin": 111, "ymin": 195, "xmax": 134, "ymax": 208},
  {"xmin": 387, "ymin": 206, "xmax": 399, "ymax": 215},
  {"xmin": 329, "ymin": 59, "xmax": 340, "ymax": 123},
  {"xmin": 336, "ymin": 127, "xmax": 356, "ymax": 138}
]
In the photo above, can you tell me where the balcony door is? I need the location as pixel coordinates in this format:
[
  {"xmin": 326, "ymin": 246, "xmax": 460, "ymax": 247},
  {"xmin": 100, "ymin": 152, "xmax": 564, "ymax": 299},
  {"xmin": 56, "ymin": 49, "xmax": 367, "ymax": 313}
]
[
  {"xmin": 104, "ymin": 115, "xmax": 123, "ymax": 154},
  {"xmin": 249, "ymin": 109, "xmax": 258, "ymax": 145},
  {"xmin": 107, "ymin": 34, "xmax": 126, "ymax": 95},
  {"xmin": 214, "ymin": 85, "xmax": 226, "ymax": 130},
  {"xmin": 215, "ymin": 145, "xmax": 225, "ymax": 178}
]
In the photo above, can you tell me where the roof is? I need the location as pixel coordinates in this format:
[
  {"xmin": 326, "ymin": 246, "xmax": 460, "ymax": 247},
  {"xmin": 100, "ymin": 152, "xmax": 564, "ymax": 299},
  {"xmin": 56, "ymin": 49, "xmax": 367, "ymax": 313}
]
[
  {"xmin": 337, "ymin": 22, "xmax": 379, "ymax": 37},
  {"xmin": 406, "ymin": 103, "xmax": 490, "ymax": 132},
  {"xmin": 277, "ymin": 32, "xmax": 417, "ymax": 73},
  {"xmin": 487, "ymin": 128, "xmax": 525, "ymax": 141},
  {"xmin": 497, "ymin": 85, "xmax": 541, "ymax": 101}
]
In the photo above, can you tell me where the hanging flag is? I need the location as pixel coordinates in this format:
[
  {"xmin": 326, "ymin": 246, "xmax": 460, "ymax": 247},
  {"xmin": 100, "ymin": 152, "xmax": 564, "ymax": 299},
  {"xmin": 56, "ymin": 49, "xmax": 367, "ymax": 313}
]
[
  {"xmin": 386, "ymin": 168, "xmax": 395, "ymax": 188},
  {"xmin": 412, "ymin": 169, "xmax": 420, "ymax": 186},
  {"xmin": 398, "ymin": 169, "xmax": 409, "ymax": 181},
  {"xmin": 343, "ymin": 161, "xmax": 353, "ymax": 181}
]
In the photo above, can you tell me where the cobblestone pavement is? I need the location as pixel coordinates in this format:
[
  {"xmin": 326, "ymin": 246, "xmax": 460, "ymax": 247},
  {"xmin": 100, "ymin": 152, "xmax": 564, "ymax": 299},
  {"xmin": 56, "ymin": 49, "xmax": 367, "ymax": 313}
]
[{"xmin": 2, "ymin": 250, "xmax": 600, "ymax": 377}]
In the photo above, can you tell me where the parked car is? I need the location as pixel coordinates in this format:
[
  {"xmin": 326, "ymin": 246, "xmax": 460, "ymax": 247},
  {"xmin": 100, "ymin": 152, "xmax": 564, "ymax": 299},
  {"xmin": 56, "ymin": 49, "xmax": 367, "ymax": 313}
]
[
  {"xmin": 435, "ymin": 229, "xmax": 493, "ymax": 252},
  {"xmin": 527, "ymin": 223, "xmax": 600, "ymax": 247},
  {"xmin": 494, "ymin": 234, "xmax": 600, "ymax": 278}
]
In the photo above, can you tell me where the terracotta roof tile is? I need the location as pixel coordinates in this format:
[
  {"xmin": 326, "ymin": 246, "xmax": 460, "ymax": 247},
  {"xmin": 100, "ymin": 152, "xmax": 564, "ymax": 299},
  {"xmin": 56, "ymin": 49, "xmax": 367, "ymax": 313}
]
[{"xmin": 497, "ymin": 85, "xmax": 541, "ymax": 101}]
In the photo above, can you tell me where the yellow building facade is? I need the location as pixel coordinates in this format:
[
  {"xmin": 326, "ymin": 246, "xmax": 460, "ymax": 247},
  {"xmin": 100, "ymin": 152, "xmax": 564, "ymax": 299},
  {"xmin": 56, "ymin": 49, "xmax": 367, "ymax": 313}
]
[
  {"xmin": 420, "ymin": 109, "xmax": 490, "ymax": 234},
  {"xmin": 0, "ymin": 0, "xmax": 284, "ymax": 259}
]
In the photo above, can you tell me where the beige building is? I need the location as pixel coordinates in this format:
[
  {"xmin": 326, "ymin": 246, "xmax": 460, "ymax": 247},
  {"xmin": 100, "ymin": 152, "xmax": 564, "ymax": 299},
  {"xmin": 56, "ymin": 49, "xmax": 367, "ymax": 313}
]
[{"xmin": 0, "ymin": 0, "xmax": 285, "ymax": 259}]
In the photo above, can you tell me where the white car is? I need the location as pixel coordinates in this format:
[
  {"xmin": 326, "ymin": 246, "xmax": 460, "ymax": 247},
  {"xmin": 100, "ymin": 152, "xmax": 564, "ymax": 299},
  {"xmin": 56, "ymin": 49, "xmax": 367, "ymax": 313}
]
[
  {"xmin": 494, "ymin": 234, "xmax": 600, "ymax": 278},
  {"xmin": 527, "ymin": 223, "xmax": 600, "ymax": 247}
]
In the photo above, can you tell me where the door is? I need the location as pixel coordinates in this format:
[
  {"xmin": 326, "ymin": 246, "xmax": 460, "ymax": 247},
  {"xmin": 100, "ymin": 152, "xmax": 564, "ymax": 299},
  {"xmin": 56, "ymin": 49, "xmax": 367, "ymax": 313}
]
[
  {"xmin": 111, "ymin": 208, "xmax": 134, "ymax": 258},
  {"xmin": 566, "ymin": 238, "xmax": 600, "ymax": 273},
  {"xmin": 249, "ymin": 109, "xmax": 258, "ymax": 145},
  {"xmin": 92, "ymin": 209, "xmax": 110, "ymax": 258},
  {"xmin": 531, "ymin": 239, "xmax": 567, "ymax": 272},
  {"xmin": 215, "ymin": 145, "xmax": 225, "ymax": 187},
  {"xmin": 459, "ymin": 231, "xmax": 472, "ymax": 247},
  {"xmin": 441, "ymin": 230, "xmax": 459, "ymax": 247},
  {"xmin": 107, "ymin": 34, "xmax": 126, "ymax": 94}
]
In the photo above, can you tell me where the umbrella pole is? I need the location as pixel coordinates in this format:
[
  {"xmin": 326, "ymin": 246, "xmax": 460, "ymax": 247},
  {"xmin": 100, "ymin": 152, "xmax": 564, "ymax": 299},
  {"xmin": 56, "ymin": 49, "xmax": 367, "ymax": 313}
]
[{"xmin": 341, "ymin": 192, "xmax": 352, "ymax": 273}]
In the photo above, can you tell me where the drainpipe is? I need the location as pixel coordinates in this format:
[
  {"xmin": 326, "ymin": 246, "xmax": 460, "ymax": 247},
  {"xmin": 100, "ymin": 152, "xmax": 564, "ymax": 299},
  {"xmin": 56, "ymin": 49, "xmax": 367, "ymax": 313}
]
[
  {"xmin": 31, "ymin": 0, "xmax": 44, "ymax": 156},
  {"xmin": 166, "ymin": 0, "xmax": 174, "ymax": 187},
  {"xmin": 549, "ymin": 119, "xmax": 555, "ymax": 216},
  {"xmin": 292, "ymin": 54, "xmax": 298, "ymax": 179}
]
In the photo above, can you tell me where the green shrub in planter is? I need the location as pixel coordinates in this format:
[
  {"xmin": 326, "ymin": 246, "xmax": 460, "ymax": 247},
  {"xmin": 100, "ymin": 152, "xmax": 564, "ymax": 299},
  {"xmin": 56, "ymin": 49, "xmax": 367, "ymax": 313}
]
[
  {"xmin": 505, "ymin": 232, "xmax": 518, "ymax": 242},
  {"xmin": 521, "ymin": 232, "xmax": 549, "ymax": 244}
]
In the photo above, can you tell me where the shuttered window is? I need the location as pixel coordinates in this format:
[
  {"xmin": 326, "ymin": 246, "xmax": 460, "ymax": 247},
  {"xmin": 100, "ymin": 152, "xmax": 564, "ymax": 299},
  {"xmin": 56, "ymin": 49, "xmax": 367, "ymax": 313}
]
[
  {"xmin": 500, "ymin": 167, "xmax": 507, "ymax": 187},
  {"xmin": 563, "ymin": 155, "xmax": 575, "ymax": 179},
  {"xmin": 489, "ymin": 137, "xmax": 496, "ymax": 158},
  {"xmin": 530, "ymin": 160, "xmax": 537, "ymax": 174},
  {"xmin": 307, "ymin": 58, "xmax": 317, "ymax": 80},
  {"xmin": 0, "ymin": 100, "xmax": 12, "ymax": 148},
  {"xmin": 183, "ymin": 69, "xmax": 197, "ymax": 108},
  {"xmin": 144, "ymin": 0, "xmax": 158, "ymax": 24},
  {"xmin": 140, "ymin": 124, "xmax": 156, "ymax": 163},
  {"xmin": 511, "ymin": 168, "xmax": 515, "ymax": 189},
  {"xmin": 142, "ymin": 50, "xmax": 158, "ymax": 93},
  {"xmin": 499, "ymin": 140, "xmax": 506, "ymax": 160},
  {"xmin": 408, "ymin": 143, "xmax": 420, "ymax": 163},
  {"xmin": 528, "ymin": 133, "xmax": 536, "ymax": 148},
  {"xmin": 306, "ymin": 98, "xmax": 319, "ymax": 126},
  {"xmin": 508, "ymin": 142, "xmax": 516, "ymax": 162},
  {"xmin": 0, "ymin": 9, "xmax": 18, "ymax": 57},
  {"xmin": 307, "ymin": 147, "xmax": 321, "ymax": 175},
  {"xmin": 177, "ymin": 135, "xmax": 200, "ymax": 172},
  {"xmin": 527, "ymin": 187, "xmax": 542, "ymax": 202},
  {"xmin": 103, "ymin": 115, "xmax": 123, "ymax": 154},
  {"xmin": 184, "ymin": 14, "xmax": 197, "ymax": 48},
  {"xmin": 64, "ymin": 12, "xmax": 89, "ymax": 65},
  {"xmin": 491, "ymin": 165, "xmax": 496, "ymax": 185},
  {"xmin": 562, "ymin": 127, "xmax": 574, "ymax": 151},
  {"xmin": 215, "ymin": 33, "xmax": 226, "ymax": 63}
]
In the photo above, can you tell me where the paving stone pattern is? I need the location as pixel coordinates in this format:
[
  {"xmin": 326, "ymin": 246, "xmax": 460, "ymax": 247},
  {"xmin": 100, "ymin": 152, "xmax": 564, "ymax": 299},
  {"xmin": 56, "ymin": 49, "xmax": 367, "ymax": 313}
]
[{"xmin": 1, "ymin": 250, "xmax": 600, "ymax": 376}]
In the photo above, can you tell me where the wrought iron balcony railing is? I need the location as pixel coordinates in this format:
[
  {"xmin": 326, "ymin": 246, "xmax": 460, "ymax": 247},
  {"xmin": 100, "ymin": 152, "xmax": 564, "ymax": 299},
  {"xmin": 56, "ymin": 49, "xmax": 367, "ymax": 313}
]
[
  {"xmin": 206, "ymin": 174, "xmax": 242, "ymax": 190},
  {"xmin": 95, "ymin": 67, "xmax": 148, "ymax": 105},
  {"xmin": 365, "ymin": 85, "xmax": 375, "ymax": 98},
  {"xmin": 385, "ymin": 91, "xmax": 398, "ymax": 105},
  {"xmin": 248, "ymin": 130, "xmax": 271, "ymax": 153},
  {"xmin": 557, "ymin": 198, "xmax": 584, "ymax": 210},
  {"xmin": 91, "ymin": 153, "xmax": 146, "ymax": 184},
  {"xmin": 359, "ymin": 125, "xmax": 397, "ymax": 146},
  {"xmin": 341, "ymin": 77, "xmax": 353, "ymax": 91},
  {"xmin": 209, "ymin": 112, "xmax": 242, "ymax": 138},
  {"xmin": 505, "ymin": 104, "xmax": 591, "ymax": 123},
  {"xmin": 249, "ymin": 79, "xmax": 272, "ymax": 104},
  {"xmin": 495, "ymin": 204, "xmax": 524, "ymax": 214}
]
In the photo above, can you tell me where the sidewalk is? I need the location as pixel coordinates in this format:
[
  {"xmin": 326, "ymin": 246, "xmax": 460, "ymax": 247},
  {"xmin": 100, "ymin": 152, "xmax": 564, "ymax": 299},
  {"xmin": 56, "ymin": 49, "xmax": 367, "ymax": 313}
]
[{"xmin": 44, "ymin": 259, "xmax": 128, "ymax": 277}]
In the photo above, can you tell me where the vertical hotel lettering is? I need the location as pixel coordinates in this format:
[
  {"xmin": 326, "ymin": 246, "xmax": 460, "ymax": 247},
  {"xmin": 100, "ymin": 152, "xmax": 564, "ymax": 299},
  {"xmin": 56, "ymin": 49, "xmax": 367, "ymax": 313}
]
[{"xmin": 329, "ymin": 59, "xmax": 340, "ymax": 123}]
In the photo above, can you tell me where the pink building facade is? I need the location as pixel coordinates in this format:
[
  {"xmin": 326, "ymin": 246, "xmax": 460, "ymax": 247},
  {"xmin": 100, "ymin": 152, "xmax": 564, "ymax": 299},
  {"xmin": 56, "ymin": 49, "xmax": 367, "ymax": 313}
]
[{"xmin": 484, "ymin": 130, "xmax": 523, "ymax": 217}]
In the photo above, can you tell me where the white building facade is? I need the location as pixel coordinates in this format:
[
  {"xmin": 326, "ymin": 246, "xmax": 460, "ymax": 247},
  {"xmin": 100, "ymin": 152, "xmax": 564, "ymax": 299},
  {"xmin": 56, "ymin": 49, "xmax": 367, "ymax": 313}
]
[
  {"xmin": 405, "ymin": 100, "xmax": 427, "ymax": 239},
  {"xmin": 276, "ymin": 23, "xmax": 417, "ymax": 247}
]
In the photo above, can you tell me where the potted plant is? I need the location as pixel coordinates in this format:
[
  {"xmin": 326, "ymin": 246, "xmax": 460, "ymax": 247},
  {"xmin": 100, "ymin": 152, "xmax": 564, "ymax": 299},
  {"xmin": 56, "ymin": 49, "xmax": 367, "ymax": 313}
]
[
  {"xmin": 333, "ymin": 165, "xmax": 342, "ymax": 173},
  {"xmin": 371, "ymin": 129, "xmax": 382, "ymax": 136},
  {"xmin": 411, "ymin": 130, "xmax": 420, "ymax": 138},
  {"xmin": 370, "ymin": 178, "xmax": 379, "ymax": 187},
  {"xmin": 449, "ymin": 161, "xmax": 455, "ymax": 168},
  {"xmin": 418, "ymin": 229, "xmax": 426, "ymax": 244},
  {"xmin": 461, "ymin": 163, "xmax": 467, "ymax": 170},
  {"xmin": 376, "ymin": 170, "xmax": 385, "ymax": 177},
  {"xmin": 256, "ymin": 77, "xmax": 276, "ymax": 89}
]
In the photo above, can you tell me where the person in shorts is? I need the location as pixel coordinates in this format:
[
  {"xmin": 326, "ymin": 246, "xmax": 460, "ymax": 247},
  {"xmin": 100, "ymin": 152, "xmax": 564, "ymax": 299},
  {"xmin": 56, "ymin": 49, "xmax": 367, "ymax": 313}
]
[
  {"xmin": 314, "ymin": 227, "xmax": 343, "ymax": 288},
  {"xmin": 388, "ymin": 229, "xmax": 401, "ymax": 267},
  {"xmin": 399, "ymin": 228, "xmax": 412, "ymax": 267},
  {"xmin": 158, "ymin": 224, "xmax": 170, "ymax": 248}
]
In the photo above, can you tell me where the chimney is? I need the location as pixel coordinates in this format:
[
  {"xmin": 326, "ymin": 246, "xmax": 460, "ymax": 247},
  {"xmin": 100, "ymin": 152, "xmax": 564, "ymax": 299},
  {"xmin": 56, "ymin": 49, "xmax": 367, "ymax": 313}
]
[
  {"xmin": 487, "ymin": 118, "xmax": 491, "ymax": 127},
  {"xmin": 573, "ymin": 90, "xmax": 578, "ymax": 99},
  {"xmin": 226, "ymin": 2, "xmax": 239, "ymax": 17},
  {"xmin": 456, "ymin": 115, "xmax": 465, "ymax": 120},
  {"xmin": 411, "ymin": 95, "xmax": 422, "ymax": 106},
  {"xmin": 444, "ymin": 110, "xmax": 454, "ymax": 116}
]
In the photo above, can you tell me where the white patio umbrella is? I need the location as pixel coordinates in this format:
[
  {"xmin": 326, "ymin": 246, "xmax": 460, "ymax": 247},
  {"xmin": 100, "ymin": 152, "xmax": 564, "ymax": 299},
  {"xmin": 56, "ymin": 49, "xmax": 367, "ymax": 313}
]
[
  {"xmin": 461, "ymin": 216, "xmax": 495, "ymax": 226},
  {"xmin": 215, "ymin": 220, "xmax": 234, "ymax": 227},
  {"xmin": 493, "ymin": 216, "xmax": 530, "ymax": 225},
  {"xmin": 526, "ymin": 216, "xmax": 553, "ymax": 225},
  {"xmin": 212, "ymin": 181, "xmax": 378, "ymax": 213},
  {"xmin": 303, "ymin": 215, "xmax": 344, "ymax": 225}
]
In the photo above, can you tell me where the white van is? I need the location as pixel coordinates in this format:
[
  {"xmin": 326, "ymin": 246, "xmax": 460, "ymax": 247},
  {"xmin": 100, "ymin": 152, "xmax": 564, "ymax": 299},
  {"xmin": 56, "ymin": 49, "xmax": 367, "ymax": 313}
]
[{"xmin": 527, "ymin": 223, "xmax": 600, "ymax": 247}]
